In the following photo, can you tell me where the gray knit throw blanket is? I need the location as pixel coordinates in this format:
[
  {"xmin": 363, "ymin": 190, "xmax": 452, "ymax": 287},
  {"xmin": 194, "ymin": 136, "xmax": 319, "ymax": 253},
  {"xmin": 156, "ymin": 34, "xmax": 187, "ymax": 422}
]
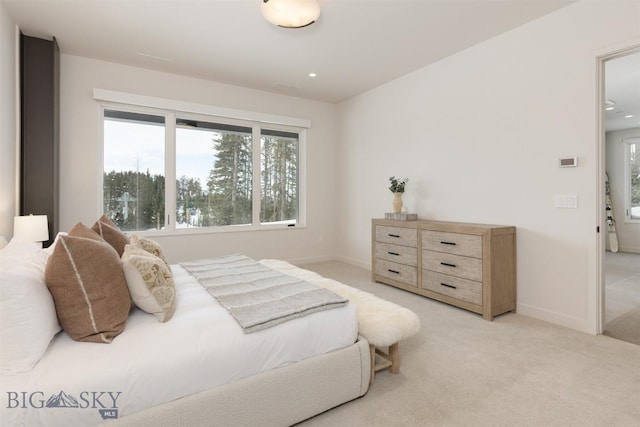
[{"xmin": 180, "ymin": 254, "xmax": 348, "ymax": 333}]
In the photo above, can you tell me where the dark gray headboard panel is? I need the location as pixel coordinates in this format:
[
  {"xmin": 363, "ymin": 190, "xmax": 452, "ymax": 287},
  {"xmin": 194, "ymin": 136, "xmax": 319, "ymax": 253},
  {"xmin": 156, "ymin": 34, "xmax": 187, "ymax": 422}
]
[{"xmin": 20, "ymin": 33, "xmax": 59, "ymax": 247}]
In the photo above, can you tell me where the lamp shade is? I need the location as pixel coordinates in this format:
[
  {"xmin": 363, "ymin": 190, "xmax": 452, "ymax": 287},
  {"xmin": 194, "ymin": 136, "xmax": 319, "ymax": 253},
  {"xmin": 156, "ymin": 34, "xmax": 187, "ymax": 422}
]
[
  {"xmin": 261, "ymin": 0, "xmax": 320, "ymax": 28},
  {"xmin": 14, "ymin": 215, "xmax": 49, "ymax": 243}
]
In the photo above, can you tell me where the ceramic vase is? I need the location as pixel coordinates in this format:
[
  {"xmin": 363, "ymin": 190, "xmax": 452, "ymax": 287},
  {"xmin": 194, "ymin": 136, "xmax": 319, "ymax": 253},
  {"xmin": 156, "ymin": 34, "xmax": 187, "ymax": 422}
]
[{"xmin": 392, "ymin": 192, "xmax": 403, "ymax": 214}]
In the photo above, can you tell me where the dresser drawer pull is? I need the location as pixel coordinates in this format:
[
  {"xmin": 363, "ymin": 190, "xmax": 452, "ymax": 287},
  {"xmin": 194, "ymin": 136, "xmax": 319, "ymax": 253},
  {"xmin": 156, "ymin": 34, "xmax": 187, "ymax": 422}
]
[
  {"xmin": 440, "ymin": 262, "xmax": 457, "ymax": 268},
  {"xmin": 440, "ymin": 241, "xmax": 457, "ymax": 246},
  {"xmin": 440, "ymin": 282, "xmax": 457, "ymax": 289},
  {"xmin": 388, "ymin": 233, "xmax": 401, "ymax": 238},
  {"xmin": 388, "ymin": 269, "xmax": 400, "ymax": 274},
  {"xmin": 387, "ymin": 251, "xmax": 400, "ymax": 256}
]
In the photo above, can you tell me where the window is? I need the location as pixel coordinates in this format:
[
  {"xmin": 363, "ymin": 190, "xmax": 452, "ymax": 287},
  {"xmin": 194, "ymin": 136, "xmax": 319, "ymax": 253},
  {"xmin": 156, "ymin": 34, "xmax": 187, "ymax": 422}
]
[
  {"xmin": 103, "ymin": 110, "xmax": 166, "ymax": 232},
  {"xmin": 175, "ymin": 119, "xmax": 253, "ymax": 228},
  {"xmin": 102, "ymin": 106, "xmax": 305, "ymax": 234},
  {"xmin": 625, "ymin": 139, "xmax": 640, "ymax": 222},
  {"xmin": 260, "ymin": 129, "xmax": 299, "ymax": 225}
]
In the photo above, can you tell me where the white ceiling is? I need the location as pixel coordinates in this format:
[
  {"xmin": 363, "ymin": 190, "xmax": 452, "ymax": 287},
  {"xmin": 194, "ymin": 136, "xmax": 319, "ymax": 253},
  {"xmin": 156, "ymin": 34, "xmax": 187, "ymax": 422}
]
[
  {"xmin": 3, "ymin": 0, "xmax": 577, "ymax": 104},
  {"xmin": 605, "ymin": 52, "xmax": 640, "ymax": 132}
]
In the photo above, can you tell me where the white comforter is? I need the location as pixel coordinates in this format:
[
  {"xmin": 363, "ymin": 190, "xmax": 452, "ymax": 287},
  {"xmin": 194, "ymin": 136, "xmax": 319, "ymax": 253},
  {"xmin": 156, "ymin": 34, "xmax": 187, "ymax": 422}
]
[{"xmin": 0, "ymin": 263, "xmax": 358, "ymax": 427}]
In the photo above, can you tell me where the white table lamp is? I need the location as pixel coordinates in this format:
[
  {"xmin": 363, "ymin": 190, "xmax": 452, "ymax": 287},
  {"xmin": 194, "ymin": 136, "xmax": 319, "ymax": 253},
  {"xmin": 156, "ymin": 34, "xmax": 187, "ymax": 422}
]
[{"xmin": 14, "ymin": 215, "xmax": 49, "ymax": 247}]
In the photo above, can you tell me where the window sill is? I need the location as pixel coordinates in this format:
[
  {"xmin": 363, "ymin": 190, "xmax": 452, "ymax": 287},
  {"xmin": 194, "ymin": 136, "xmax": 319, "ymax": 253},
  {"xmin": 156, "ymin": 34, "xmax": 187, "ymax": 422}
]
[{"xmin": 131, "ymin": 223, "xmax": 307, "ymax": 238}]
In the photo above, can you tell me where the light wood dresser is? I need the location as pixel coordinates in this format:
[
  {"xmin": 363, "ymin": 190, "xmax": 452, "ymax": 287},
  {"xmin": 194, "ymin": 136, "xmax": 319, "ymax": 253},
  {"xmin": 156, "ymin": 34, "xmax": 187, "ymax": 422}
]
[{"xmin": 372, "ymin": 218, "xmax": 516, "ymax": 320}]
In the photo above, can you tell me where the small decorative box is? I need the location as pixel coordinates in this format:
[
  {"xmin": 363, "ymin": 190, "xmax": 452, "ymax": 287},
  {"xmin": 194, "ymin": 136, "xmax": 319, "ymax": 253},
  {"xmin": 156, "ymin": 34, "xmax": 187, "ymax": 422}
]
[{"xmin": 384, "ymin": 213, "xmax": 418, "ymax": 221}]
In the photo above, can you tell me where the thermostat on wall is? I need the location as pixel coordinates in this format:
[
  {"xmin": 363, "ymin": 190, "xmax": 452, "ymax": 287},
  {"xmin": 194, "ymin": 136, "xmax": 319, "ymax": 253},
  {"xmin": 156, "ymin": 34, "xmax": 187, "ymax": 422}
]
[{"xmin": 559, "ymin": 157, "xmax": 578, "ymax": 168}]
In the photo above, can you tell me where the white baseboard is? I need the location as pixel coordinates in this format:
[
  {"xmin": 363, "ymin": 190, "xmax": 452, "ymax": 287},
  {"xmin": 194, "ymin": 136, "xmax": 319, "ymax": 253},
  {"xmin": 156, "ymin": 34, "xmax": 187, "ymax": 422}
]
[
  {"xmin": 618, "ymin": 246, "xmax": 640, "ymax": 254},
  {"xmin": 517, "ymin": 303, "xmax": 591, "ymax": 334},
  {"xmin": 286, "ymin": 254, "xmax": 371, "ymax": 271},
  {"xmin": 286, "ymin": 255, "xmax": 338, "ymax": 266},
  {"xmin": 333, "ymin": 255, "xmax": 370, "ymax": 270}
]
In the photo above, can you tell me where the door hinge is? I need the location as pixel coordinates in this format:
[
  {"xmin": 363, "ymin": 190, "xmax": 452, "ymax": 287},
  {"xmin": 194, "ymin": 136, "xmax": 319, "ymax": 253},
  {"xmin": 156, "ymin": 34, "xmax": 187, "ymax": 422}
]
[{"xmin": 596, "ymin": 226, "xmax": 600, "ymax": 233}]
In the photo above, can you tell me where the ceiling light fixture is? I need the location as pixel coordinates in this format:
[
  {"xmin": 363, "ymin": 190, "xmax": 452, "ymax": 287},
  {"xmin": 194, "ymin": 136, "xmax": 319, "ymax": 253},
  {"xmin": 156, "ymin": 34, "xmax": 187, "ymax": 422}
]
[
  {"xmin": 308, "ymin": 72, "xmax": 317, "ymax": 78},
  {"xmin": 261, "ymin": 0, "xmax": 320, "ymax": 29},
  {"xmin": 625, "ymin": 114, "xmax": 634, "ymax": 118}
]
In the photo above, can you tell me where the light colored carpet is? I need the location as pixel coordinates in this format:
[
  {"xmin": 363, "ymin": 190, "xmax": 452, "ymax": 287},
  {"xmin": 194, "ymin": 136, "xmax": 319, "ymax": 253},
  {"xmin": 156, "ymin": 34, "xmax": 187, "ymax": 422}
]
[
  {"xmin": 604, "ymin": 251, "xmax": 640, "ymax": 345},
  {"xmin": 605, "ymin": 251, "xmax": 640, "ymax": 324},
  {"xmin": 296, "ymin": 261, "xmax": 640, "ymax": 427},
  {"xmin": 604, "ymin": 306, "xmax": 640, "ymax": 346}
]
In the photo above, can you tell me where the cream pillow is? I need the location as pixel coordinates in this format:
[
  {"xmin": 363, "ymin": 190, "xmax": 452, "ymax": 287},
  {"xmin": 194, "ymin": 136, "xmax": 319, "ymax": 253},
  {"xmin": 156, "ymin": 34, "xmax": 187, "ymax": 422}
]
[
  {"xmin": 45, "ymin": 223, "xmax": 131, "ymax": 343},
  {"xmin": 129, "ymin": 234, "xmax": 170, "ymax": 267},
  {"xmin": 121, "ymin": 244, "xmax": 176, "ymax": 322},
  {"xmin": 0, "ymin": 237, "xmax": 60, "ymax": 374}
]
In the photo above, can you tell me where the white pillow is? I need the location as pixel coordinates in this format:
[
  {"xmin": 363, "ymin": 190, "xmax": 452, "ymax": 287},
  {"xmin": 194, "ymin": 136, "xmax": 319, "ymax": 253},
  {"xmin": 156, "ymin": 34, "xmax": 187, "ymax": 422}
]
[
  {"xmin": 0, "ymin": 238, "xmax": 61, "ymax": 374},
  {"xmin": 121, "ymin": 245, "xmax": 176, "ymax": 323},
  {"xmin": 42, "ymin": 231, "xmax": 68, "ymax": 257},
  {"xmin": 0, "ymin": 236, "xmax": 48, "ymax": 274}
]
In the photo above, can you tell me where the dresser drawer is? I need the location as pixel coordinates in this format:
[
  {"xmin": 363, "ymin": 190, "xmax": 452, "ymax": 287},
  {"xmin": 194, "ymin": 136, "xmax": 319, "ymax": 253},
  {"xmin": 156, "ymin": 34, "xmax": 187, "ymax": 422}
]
[
  {"xmin": 374, "ymin": 259, "xmax": 418, "ymax": 287},
  {"xmin": 373, "ymin": 218, "xmax": 516, "ymax": 321},
  {"xmin": 422, "ymin": 230, "xmax": 482, "ymax": 258},
  {"xmin": 375, "ymin": 242, "xmax": 418, "ymax": 267},
  {"xmin": 422, "ymin": 270, "xmax": 482, "ymax": 306},
  {"xmin": 422, "ymin": 250, "xmax": 482, "ymax": 282},
  {"xmin": 375, "ymin": 225, "xmax": 418, "ymax": 248}
]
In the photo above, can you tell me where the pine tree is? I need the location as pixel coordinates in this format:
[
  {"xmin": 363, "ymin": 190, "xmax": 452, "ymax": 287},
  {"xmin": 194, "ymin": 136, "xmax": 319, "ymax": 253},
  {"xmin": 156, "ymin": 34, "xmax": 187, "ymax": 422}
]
[
  {"xmin": 261, "ymin": 136, "xmax": 297, "ymax": 223},
  {"xmin": 207, "ymin": 132, "xmax": 252, "ymax": 225},
  {"xmin": 177, "ymin": 176, "xmax": 204, "ymax": 226},
  {"xmin": 103, "ymin": 170, "xmax": 164, "ymax": 231}
]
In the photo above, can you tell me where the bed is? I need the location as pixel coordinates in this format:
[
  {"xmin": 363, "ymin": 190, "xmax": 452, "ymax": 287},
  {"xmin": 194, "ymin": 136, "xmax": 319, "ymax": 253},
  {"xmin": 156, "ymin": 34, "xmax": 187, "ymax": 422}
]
[{"xmin": 0, "ymin": 219, "xmax": 371, "ymax": 427}]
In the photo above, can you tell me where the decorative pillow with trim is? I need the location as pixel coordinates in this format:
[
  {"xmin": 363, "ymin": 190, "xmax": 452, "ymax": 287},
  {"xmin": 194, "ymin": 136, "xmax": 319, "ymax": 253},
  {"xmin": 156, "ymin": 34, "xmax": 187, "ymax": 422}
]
[
  {"xmin": 91, "ymin": 214, "xmax": 129, "ymax": 256},
  {"xmin": 121, "ymin": 244, "xmax": 176, "ymax": 322},
  {"xmin": 129, "ymin": 234, "xmax": 170, "ymax": 267},
  {"xmin": 45, "ymin": 223, "xmax": 131, "ymax": 343}
]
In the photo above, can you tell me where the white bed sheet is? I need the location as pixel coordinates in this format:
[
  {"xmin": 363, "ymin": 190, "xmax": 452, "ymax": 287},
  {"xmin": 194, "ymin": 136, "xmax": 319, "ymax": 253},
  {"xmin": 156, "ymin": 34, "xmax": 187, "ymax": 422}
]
[{"xmin": 1, "ymin": 264, "xmax": 358, "ymax": 427}]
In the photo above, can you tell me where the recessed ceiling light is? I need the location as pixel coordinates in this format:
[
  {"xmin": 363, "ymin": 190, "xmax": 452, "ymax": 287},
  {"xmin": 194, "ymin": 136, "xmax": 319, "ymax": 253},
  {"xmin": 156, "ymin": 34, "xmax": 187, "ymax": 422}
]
[
  {"xmin": 605, "ymin": 106, "xmax": 615, "ymax": 111},
  {"xmin": 625, "ymin": 114, "xmax": 634, "ymax": 118},
  {"xmin": 308, "ymin": 72, "xmax": 317, "ymax": 78}
]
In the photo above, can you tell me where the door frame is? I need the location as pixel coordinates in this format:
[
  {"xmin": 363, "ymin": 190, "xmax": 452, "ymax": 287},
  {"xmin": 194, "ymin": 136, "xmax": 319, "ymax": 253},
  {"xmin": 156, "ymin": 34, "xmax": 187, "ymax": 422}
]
[{"xmin": 595, "ymin": 42, "xmax": 640, "ymax": 334}]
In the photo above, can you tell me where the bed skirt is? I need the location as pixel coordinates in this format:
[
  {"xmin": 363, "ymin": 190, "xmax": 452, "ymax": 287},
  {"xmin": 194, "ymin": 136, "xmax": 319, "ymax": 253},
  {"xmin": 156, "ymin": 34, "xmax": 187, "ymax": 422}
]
[{"xmin": 110, "ymin": 337, "xmax": 371, "ymax": 426}]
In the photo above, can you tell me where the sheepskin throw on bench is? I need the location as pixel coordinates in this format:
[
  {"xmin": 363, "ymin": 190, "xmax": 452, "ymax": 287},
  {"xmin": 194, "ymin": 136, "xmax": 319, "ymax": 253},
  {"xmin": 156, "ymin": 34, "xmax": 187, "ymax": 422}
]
[{"xmin": 259, "ymin": 259, "xmax": 421, "ymax": 382}]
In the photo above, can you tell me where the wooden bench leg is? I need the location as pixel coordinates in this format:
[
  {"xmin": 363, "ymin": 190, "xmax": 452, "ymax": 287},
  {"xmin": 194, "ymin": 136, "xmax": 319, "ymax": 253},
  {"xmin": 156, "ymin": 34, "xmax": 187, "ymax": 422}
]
[
  {"xmin": 369, "ymin": 342, "xmax": 400, "ymax": 384},
  {"xmin": 369, "ymin": 344, "xmax": 376, "ymax": 385},
  {"xmin": 389, "ymin": 342, "xmax": 400, "ymax": 374}
]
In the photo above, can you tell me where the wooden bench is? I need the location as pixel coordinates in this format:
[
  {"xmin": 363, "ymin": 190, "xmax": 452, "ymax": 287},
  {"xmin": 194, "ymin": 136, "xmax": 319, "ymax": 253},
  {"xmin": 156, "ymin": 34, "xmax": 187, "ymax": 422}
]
[
  {"xmin": 258, "ymin": 259, "xmax": 421, "ymax": 384},
  {"xmin": 313, "ymin": 280, "xmax": 420, "ymax": 384}
]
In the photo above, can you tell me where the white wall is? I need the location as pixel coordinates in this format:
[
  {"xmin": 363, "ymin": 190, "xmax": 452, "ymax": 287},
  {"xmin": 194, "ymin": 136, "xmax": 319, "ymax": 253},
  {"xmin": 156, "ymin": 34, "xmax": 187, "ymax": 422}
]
[
  {"xmin": 606, "ymin": 128, "xmax": 640, "ymax": 253},
  {"xmin": 0, "ymin": 2, "xmax": 16, "ymax": 239},
  {"xmin": 60, "ymin": 55, "xmax": 339, "ymax": 264},
  {"xmin": 336, "ymin": 1, "xmax": 640, "ymax": 333}
]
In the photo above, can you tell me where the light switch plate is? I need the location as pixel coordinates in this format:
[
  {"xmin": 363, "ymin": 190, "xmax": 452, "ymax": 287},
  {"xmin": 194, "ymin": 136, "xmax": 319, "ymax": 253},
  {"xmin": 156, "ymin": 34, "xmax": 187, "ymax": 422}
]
[{"xmin": 555, "ymin": 194, "xmax": 578, "ymax": 208}]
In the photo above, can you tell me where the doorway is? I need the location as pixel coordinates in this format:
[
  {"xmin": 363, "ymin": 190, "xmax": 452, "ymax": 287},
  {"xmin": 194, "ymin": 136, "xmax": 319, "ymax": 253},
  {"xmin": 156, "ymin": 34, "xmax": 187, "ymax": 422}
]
[{"xmin": 599, "ymin": 48, "xmax": 640, "ymax": 345}]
